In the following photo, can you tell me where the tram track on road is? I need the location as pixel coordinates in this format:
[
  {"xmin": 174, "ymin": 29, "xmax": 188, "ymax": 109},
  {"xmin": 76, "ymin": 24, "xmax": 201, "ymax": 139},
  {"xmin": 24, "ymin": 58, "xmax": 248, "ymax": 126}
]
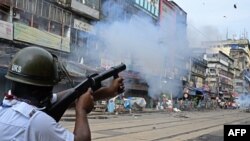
[
  {"xmin": 152, "ymin": 117, "xmax": 250, "ymax": 141},
  {"xmin": 92, "ymin": 110, "xmax": 249, "ymax": 140}
]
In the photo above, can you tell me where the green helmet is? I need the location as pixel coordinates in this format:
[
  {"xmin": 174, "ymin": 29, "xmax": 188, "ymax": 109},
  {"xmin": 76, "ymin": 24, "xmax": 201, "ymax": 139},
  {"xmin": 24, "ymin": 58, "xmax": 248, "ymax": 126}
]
[{"xmin": 5, "ymin": 46, "xmax": 60, "ymax": 87}]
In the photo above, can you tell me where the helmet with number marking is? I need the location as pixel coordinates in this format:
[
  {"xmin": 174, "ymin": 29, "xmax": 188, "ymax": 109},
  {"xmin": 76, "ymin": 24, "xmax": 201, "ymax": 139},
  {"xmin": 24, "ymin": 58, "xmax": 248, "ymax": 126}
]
[{"xmin": 5, "ymin": 46, "xmax": 59, "ymax": 86}]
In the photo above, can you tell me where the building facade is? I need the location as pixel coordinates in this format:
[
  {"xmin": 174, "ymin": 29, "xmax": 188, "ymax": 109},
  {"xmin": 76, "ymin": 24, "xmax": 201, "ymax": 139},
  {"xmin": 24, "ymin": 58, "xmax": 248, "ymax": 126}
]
[
  {"xmin": 205, "ymin": 51, "xmax": 234, "ymax": 99},
  {"xmin": 0, "ymin": 0, "xmax": 101, "ymax": 99},
  {"xmin": 159, "ymin": 0, "xmax": 188, "ymax": 98},
  {"xmin": 0, "ymin": 0, "xmax": 189, "ymax": 105},
  {"xmin": 203, "ymin": 39, "xmax": 250, "ymax": 95}
]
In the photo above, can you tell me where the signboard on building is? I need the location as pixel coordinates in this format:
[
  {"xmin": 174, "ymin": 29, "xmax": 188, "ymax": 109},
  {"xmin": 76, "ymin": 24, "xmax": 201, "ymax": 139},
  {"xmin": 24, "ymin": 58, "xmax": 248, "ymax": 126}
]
[
  {"xmin": 0, "ymin": 20, "xmax": 13, "ymax": 40},
  {"xmin": 14, "ymin": 22, "xmax": 70, "ymax": 52},
  {"xmin": 73, "ymin": 19, "xmax": 92, "ymax": 32}
]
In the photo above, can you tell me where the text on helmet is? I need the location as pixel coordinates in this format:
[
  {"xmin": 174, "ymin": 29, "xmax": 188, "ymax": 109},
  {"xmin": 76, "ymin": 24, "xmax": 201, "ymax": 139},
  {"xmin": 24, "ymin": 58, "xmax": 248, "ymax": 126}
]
[{"xmin": 11, "ymin": 64, "xmax": 22, "ymax": 73}]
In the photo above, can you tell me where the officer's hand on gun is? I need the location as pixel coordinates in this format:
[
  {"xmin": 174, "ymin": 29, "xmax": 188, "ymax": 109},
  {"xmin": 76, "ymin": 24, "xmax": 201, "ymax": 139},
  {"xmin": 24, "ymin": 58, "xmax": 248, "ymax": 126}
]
[
  {"xmin": 110, "ymin": 77, "xmax": 125, "ymax": 96},
  {"xmin": 76, "ymin": 77, "xmax": 124, "ymax": 113},
  {"xmin": 76, "ymin": 88, "xmax": 94, "ymax": 114}
]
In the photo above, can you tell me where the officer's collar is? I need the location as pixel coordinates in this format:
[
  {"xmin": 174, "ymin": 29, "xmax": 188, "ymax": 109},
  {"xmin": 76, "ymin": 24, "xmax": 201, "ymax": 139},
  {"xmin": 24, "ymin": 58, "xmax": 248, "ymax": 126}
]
[{"xmin": 12, "ymin": 102, "xmax": 45, "ymax": 118}]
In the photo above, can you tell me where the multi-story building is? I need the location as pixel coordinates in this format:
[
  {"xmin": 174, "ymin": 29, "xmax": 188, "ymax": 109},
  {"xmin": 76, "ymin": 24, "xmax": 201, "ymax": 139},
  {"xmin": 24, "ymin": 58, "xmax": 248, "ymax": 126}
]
[
  {"xmin": 189, "ymin": 57, "xmax": 207, "ymax": 90},
  {"xmin": 0, "ymin": 0, "xmax": 101, "ymax": 99},
  {"xmin": 205, "ymin": 51, "xmax": 234, "ymax": 98},
  {"xmin": 181, "ymin": 47, "xmax": 207, "ymax": 98},
  {"xmin": 0, "ymin": 0, "xmax": 188, "ymax": 105},
  {"xmin": 98, "ymin": 0, "xmax": 160, "ymax": 107},
  {"xmin": 202, "ymin": 39, "xmax": 250, "ymax": 56},
  {"xmin": 159, "ymin": 0, "xmax": 188, "ymax": 98},
  {"xmin": 48, "ymin": 0, "xmax": 101, "ymax": 66},
  {"xmin": 203, "ymin": 39, "xmax": 250, "ymax": 95},
  {"xmin": 230, "ymin": 47, "xmax": 250, "ymax": 94}
]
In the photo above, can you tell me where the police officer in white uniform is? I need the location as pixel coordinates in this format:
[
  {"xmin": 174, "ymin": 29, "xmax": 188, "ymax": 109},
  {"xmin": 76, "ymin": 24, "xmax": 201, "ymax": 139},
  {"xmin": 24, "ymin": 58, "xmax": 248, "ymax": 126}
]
[{"xmin": 0, "ymin": 47, "xmax": 124, "ymax": 141}]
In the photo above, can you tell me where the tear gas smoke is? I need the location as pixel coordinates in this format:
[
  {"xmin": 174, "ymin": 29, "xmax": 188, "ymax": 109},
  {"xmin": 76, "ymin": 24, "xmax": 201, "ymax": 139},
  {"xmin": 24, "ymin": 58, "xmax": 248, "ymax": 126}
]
[
  {"xmin": 236, "ymin": 94, "xmax": 250, "ymax": 108},
  {"xmin": 74, "ymin": 1, "xmax": 192, "ymax": 99}
]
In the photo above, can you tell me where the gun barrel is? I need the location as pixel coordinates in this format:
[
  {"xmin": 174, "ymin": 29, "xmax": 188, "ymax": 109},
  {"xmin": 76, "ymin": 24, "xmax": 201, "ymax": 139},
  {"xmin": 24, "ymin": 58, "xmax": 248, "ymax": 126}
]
[
  {"xmin": 45, "ymin": 63, "xmax": 126, "ymax": 122},
  {"xmin": 93, "ymin": 63, "xmax": 126, "ymax": 83}
]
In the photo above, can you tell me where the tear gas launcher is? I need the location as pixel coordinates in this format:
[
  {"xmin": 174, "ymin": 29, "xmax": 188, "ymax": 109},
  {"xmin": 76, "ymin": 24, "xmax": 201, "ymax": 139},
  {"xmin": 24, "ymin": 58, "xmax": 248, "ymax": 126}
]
[{"xmin": 44, "ymin": 63, "xmax": 126, "ymax": 122}]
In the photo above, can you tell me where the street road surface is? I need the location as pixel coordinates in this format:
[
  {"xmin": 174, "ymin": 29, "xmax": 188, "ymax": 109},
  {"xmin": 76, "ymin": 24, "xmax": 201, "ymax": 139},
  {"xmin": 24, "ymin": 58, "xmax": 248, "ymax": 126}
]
[{"xmin": 60, "ymin": 109, "xmax": 250, "ymax": 141}]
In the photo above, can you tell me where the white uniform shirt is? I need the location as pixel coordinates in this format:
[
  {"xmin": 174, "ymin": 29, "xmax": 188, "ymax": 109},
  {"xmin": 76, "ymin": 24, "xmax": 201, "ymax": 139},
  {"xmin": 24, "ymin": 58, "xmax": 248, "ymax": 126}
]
[{"xmin": 0, "ymin": 100, "xmax": 74, "ymax": 141}]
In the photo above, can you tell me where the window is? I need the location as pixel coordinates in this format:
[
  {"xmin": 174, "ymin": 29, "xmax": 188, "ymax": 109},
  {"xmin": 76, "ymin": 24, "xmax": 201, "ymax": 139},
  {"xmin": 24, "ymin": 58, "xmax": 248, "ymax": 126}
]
[
  {"xmin": 42, "ymin": 2, "xmax": 50, "ymax": 18},
  {"xmin": 139, "ymin": 0, "xmax": 143, "ymax": 6},
  {"xmin": 63, "ymin": 11, "xmax": 71, "ymax": 26},
  {"xmin": 14, "ymin": 0, "xmax": 25, "ymax": 10},
  {"xmin": 14, "ymin": 10, "xmax": 31, "ymax": 26},
  {"xmin": 145, "ymin": 0, "xmax": 148, "ymax": 9},
  {"xmin": 71, "ymin": 29, "xmax": 87, "ymax": 50},
  {"xmin": 33, "ymin": 16, "xmax": 48, "ymax": 31},
  {"xmin": 14, "ymin": 0, "xmax": 71, "ymax": 26},
  {"xmin": 50, "ymin": 21, "xmax": 62, "ymax": 36},
  {"xmin": 0, "ymin": 5, "xmax": 9, "ymax": 21},
  {"xmin": 210, "ymin": 69, "xmax": 216, "ymax": 73},
  {"xmin": 147, "ymin": 2, "xmax": 151, "ymax": 11},
  {"xmin": 236, "ymin": 82, "xmax": 243, "ymax": 86},
  {"xmin": 50, "ymin": 5, "xmax": 63, "ymax": 23},
  {"xmin": 151, "ymin": 5, "xmax": 155, "ymax": 14},
  {"xmin": 27, "ymin": 0, "xmax": 36, "ymax": 14}
]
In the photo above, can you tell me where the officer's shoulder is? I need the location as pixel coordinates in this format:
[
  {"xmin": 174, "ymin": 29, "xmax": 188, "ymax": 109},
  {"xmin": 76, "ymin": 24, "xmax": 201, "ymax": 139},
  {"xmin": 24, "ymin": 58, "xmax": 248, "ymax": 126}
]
[{"xmin": 30, "ymin": 110, "xmax": 56, "ymax": 123}]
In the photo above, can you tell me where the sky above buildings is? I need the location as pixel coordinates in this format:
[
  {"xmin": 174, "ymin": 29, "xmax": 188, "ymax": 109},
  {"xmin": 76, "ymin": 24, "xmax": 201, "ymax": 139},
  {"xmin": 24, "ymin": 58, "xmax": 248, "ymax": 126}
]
[{"xmin": 173, "ymin": 0, "xmax": 250, "ymax": 41}]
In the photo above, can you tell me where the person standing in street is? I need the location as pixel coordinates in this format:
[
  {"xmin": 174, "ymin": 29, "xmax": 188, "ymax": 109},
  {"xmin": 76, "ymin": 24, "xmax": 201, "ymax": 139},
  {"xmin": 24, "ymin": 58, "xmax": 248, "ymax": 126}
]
[{"xmin": 0, "ymin": 46, "xmax": 124, "ymax": 141}]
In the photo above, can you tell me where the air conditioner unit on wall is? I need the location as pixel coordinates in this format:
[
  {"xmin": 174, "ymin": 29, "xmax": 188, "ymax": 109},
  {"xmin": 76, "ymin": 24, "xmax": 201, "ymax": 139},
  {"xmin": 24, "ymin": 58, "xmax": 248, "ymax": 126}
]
[{"xmin": 13, "ymin": 11, "xmax": 20, "ymax": 19}]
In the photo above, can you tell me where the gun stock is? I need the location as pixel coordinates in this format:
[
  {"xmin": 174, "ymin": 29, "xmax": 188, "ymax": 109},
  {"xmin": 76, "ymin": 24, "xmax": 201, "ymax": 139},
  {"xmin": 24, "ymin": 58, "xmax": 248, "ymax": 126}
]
[{"xmin": 44, "ymin": 63, "xmax": 126, "ymax": 122}]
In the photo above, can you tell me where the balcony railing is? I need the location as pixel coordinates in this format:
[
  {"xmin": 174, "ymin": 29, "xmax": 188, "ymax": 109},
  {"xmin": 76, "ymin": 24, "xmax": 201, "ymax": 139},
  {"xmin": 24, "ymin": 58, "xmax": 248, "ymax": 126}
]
[{"xmin": 11, "ymin": 0, "xmax": 71, "ymax": 26}]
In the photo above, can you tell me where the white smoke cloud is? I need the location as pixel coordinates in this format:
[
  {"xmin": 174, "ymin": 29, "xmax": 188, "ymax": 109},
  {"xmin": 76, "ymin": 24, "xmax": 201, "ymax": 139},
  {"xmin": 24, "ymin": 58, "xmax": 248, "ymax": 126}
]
[
  {"xmin": 236, "ymin": 94, "xmax": 250, "ymax": 108},
  {"xmin": 75, "ymin": 1, "xmax": 193, "ymax": 99}
]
